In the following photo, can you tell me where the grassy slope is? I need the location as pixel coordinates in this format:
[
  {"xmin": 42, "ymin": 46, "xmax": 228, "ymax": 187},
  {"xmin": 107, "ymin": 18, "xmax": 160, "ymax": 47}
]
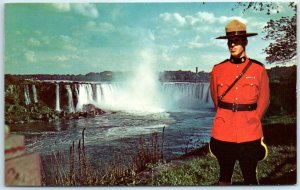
[
  {"xmin": 148, "ymin": 144, "xmax": 296, "ymax": 185},
  {"xmin": 137, "ymin": 116, "xmax": 297, "ymax": 186},
  {"xmin": 45, "ymin": 116, "xmax": 296, "ymax": 186}
]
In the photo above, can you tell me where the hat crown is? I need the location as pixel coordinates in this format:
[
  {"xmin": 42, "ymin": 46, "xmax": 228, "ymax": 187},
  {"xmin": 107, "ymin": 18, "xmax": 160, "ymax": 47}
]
[
  {"xmin": 216, "ymin": 19, "xmax": 257, "ymax": 39},
  {"xmin": 225, "ymin": 19, "xmax": 246, "ymax": 33}
]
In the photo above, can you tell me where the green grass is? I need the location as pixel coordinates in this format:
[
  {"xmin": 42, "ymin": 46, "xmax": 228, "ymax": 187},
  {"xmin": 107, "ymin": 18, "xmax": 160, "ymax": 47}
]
[
  {"xmin": 149, "ymin": 145, "xmax": 296, "ymax": 186},
  {"xmin": 153, "ymin": 155, "xmax": 219, "ymax": 186}
]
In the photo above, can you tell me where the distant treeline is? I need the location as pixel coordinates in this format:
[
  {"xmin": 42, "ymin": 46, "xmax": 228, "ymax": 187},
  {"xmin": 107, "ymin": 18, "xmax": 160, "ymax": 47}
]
[
  {"xmin": 5, "ymin": 71, "xmax": 114, "ymax": 82},
  {"xmin": 4, "ymin": 65, "xmax": 297, "ymax": 118},
  {"xmin": 5, "ymin": 65, "xmax": 296, "ymax": 84}
]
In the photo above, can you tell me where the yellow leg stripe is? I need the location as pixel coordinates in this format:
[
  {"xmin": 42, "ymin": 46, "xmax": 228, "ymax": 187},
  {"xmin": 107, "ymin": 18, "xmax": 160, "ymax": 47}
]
[
  {"xmin": 261, "ymin": 137, "xmax": 268, "ymax": 161},
  {"xmin": 208, "ymin": 143, "xmax": 216, "ymax": 158}
]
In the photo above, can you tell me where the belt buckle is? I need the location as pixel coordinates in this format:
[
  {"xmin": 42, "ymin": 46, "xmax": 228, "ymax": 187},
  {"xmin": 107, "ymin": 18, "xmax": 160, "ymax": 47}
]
[{"xmin": 232, "ymin": 103, "xmax": 238, "ymax": 112}]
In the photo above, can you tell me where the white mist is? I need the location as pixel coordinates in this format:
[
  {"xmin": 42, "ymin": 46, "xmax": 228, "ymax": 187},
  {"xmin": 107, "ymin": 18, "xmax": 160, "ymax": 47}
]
[{"xmin": 100, "ymin": 49, "xmax": 164, "ymax": 113}]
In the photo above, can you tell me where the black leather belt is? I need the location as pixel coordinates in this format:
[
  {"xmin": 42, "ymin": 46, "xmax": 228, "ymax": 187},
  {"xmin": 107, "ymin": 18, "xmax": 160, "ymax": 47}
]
[{"xmin": 218, "ymin": 100, "xmax": 257, "ymax": 112}]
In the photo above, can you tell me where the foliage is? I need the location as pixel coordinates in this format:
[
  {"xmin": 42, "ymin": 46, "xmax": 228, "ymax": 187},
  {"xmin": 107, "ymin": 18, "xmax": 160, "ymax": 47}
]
[
  {"xmin": 233, "ymin": 2, "xmax": 297, "ymax": 64},
  {"xmin": 267, "ymin": 69, "xmax": 296, "ymax": 116},
  {"xmin": 262, "ymin": 13, "xmax": 296, "ymax": 63},
  {"xmin": 133, "ymin": 131, "xmax": 165, "ymax": 172},
  {"xmin": 233, "ymin": 2, "xmax": 281, "ymax": 15},
  {"xmin": 262, "ymin": 115, "xmax": 296, "ymax": 125},
  {"xmin": 46, "ymin": 128, "xmax": 166, "ymax": 186}
]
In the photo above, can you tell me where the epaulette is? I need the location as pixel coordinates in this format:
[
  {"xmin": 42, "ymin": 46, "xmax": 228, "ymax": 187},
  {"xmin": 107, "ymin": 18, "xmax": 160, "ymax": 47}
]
[
  {"xmin": 250, "ymin": 59, "xmax": 264, "ymax": 67},
  {"xmin": 214, "ymin": 59, "xmax": 228, "ymax": 66}
]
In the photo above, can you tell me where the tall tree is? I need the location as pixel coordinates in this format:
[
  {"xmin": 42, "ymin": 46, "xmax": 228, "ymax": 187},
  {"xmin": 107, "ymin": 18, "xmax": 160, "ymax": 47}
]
[{"xmin": 233, "ymin": 2, "xmax": 297, "ymax": 64}]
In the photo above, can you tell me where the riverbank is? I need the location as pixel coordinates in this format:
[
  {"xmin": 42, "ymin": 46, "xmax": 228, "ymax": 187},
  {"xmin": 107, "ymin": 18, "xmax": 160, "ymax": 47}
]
[
  {"xmin": 134, "ymin": 118, "xmax": 297, "ymax": 185},
  {"xmin": 40, "ymin": 114, "xmax": 296, "ymax": 186},
  {"xmin": 135, "ymin": 144, "xmax": 296, "ymax": 185}
]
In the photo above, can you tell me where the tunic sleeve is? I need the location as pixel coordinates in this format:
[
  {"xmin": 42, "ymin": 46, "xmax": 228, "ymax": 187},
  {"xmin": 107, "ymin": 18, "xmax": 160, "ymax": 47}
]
[
  {"xmin": 256, "ymin": 68, "xmax": 270, "ymax": 119},
  {"xmin": 210, "ymin": 67, "xmax": 218, "ymax": 109}
]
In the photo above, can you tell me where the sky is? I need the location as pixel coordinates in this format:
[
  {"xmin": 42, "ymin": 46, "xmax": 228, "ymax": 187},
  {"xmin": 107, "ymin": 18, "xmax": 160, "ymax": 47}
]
[{"xmin": 4, "ymin": 1, "xmax": 296, "ymax": 74}]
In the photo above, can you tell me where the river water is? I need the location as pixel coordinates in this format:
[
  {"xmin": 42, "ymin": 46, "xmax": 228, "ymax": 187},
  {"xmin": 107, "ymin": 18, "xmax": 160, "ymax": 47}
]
[
  {"xmin": 9, "ymin": 78, "xmax": 216, "ymax": 182},
  {"xmin": 10, "ymin": 108, "xmax": 215, "ymax": 176}
]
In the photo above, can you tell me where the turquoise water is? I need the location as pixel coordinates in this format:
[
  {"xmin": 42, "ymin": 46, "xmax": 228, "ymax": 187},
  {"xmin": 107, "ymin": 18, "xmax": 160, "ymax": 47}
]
[{"xmin": 10, "ymin": 109, "xmax": 215, "ymax": 174}]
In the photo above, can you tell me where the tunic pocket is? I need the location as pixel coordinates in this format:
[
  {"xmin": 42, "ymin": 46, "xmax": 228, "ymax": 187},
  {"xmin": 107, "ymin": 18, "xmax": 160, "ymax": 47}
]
[
  {"xmin": 214, "ymin": 117, "xmax": 225, "ymax": 127},
  {"xmin": 246, "ymin": 110, "xmax": 260, "ymax": 127},
  {"xmin": 213, "ymin": 109, "xmax": 226, "ymax": 126},
  {"xmin": 241, "ymin": 78, "xmax": 259, "ymax": 102},
  {"xmin": 217, "ymin": 78, "xmax": 231, "ymax": 97}
]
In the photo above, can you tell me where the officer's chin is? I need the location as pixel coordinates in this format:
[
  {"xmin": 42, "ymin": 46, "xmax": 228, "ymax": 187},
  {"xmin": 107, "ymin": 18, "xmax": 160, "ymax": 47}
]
[{"xmin": 230, "ymin": 52, "xmax": 241, "ymax": 58}]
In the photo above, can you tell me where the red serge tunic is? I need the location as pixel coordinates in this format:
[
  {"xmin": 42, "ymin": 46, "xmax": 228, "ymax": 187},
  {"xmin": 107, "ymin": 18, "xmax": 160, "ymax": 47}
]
[{"xmin": 210, "ymin": 57, "xmax": 270, "ymax": 143}]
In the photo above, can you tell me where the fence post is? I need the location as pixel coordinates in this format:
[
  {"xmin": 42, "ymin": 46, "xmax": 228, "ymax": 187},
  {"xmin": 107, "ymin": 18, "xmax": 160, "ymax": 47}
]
[{"xmin": 5, "ymin": 125, "xmax": 42, "ymax": 186}]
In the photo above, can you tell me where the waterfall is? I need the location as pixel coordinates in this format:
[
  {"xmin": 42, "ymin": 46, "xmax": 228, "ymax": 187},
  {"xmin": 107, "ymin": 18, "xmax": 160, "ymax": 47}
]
[
  {"xmin": 96, "ymin": 84, "xmax": 103, "ymax": 105},
  {"xmin": 24, "ymin": 85, "xmax": 31, "ymax": 105},
  {"xmin": 32, "ymin": 85, "xmax": 38, "ymax": 103},
  {"xmin": 66, "ymin": 85, "xmax": 75, "ymax": 113},
  {"xmin": 95, "ymin": 83, "xmax": 119, "ymax": 110},
  {"xmin": 72, "ymin": 82, "xmax": 213, "ymax": 112},
  {"xmin": 74, "ymin": 84, "xmax": 79, "ymax": 112},
  {"xmin": 76, "ymin": 84, "xmax": 95, "ymax": 111},
  {"xmin": 55, "ymin": 84, "xmax": 61, "ymax": 112},
  {"xmin": 160, "ymin": 82, "xmax": 213, "ymax": 110},
  {"xmin": 26, "ymin": 82, "xmax": 213, "ymax": 112}
]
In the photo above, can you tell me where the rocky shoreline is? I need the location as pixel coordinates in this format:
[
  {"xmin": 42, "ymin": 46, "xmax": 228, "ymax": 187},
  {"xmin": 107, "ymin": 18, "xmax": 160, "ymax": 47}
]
[{"xmin": 5, "ymin": 103, "xmax": 106, "ymax": 125}]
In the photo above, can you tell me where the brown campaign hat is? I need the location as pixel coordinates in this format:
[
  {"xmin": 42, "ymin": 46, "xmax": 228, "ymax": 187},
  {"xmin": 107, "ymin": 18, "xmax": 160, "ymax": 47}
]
[{"xmin": 216, "ymin": 19, "xmax": 257, "ymax": 39}]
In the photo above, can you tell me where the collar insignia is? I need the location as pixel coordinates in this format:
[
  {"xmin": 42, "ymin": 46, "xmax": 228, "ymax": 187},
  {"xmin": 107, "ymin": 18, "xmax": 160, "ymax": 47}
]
[{"xmin": 230, "ymin": 56, "xmax": 246, "ymax": 64}]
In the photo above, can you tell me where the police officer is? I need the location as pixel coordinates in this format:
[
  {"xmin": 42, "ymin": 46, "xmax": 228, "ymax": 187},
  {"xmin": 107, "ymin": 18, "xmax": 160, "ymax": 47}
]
[{"xmin": 209, "ymin": 19, "xmax": 270, "ymax": 185}]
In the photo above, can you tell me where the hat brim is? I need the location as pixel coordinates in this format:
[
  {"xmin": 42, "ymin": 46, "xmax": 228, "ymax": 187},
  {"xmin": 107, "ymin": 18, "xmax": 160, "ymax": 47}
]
[{"xmin": 216, "ymin": 33, "xmax": 258, "ymax": 39}]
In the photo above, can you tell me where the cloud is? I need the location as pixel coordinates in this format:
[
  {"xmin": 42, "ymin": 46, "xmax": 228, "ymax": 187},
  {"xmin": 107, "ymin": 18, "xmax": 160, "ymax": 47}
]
[
  {"xmin": 73, "ymin": 4, "xmax": 99, "ymax": 19},
  {"xmin": 83, "ymin": 20, "xmax": 157, "ymax": 48},
  {"xmin": 187, "ymin": 41, "xmax": 206, "ymax": 49},
  {"xmin": 36, "ymin": 51, "xmax": 80, "ymax": 64},
  {"xmin": 51, "ymin": 3, "xmax": 99, "ymax": 18},
  {"xmin": 98, "ymin": 22, "xmax": 115, "ymax": 32},
  {"xmin": 186, "ymin": 35, "xmax": 207, "ymax": 49},
  {"xmin": 161, "ymin": 51, "xmax": 171, "ymax": 62},
  {"xmin": 56, "ymin": 55, "xmax": 69, "ymax": 62},
  {"xmin": 159, "ymin": 11, "xmax": 246, "ymax": 28},
  {"xmin": 86, "ymin": 21, "xmax": 96, "ymax": 27},
  {"xmin": 25, "ymin": 51, "xmax": 37, "ymax": 63},
  {"xmin": 28, "ymin": 38, "xmax": 41, "ymax": 47},
  {"xmin": 247, "ymin": 18, "xmax": 267, "ymax": 30},
  {"xmin": 158, "ymin": 45, "xmax": 176, "ymax": 62},
  {"xmin": 159, "ymin": 12, "xmax": 186, "ymax": 27},
  {"xmin": 86, "ymin": 21, "xmax": 116, "ymax": 33},
  {"xmin": 175, "ymin": 56, "xmax": 189, "ymax": 66},
  {"xmin": 83, "ymin": 21, "xmax": 118, "ymax": 35},
  {"xmin": 148, "ymin": 30, "xmax": 155, "ymax": 41},
  {"xmin": 51, "ymin": 3, "xmax": 71, "ymax": 12},
  {"xmin": 156, "ymin": 11, "xmax": 252, "ymax": 51},
  {"xmin": 194, "ymin": 12, "xmax": 216, "ymax": 24}
]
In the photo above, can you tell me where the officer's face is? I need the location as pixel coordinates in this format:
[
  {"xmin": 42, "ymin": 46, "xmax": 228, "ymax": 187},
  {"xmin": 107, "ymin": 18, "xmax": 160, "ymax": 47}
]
[{"xmin": 227, "ymin": 36, "xmax": 247, "ymax": 58}]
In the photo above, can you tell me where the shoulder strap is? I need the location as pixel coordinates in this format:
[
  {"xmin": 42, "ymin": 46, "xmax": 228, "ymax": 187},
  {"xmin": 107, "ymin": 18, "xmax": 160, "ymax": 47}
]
[{"xmin": 218, "ymin": 60, "xmax": 253, "ymax": 100}]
